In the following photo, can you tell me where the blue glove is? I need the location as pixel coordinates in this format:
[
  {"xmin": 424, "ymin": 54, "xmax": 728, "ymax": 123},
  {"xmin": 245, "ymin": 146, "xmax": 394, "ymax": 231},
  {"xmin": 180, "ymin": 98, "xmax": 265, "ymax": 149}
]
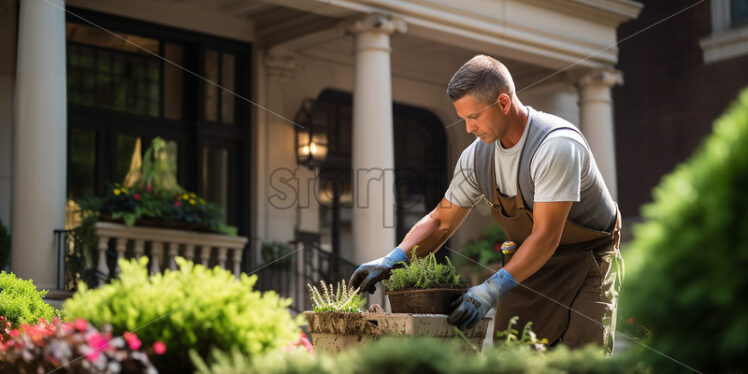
[
  {"xmin": 448, "ymin": 268, "xmax": 517, "ymax": 330},
  {"xmin": 349, "ymin": 248, "xmax": 409, "ymax": 293}
]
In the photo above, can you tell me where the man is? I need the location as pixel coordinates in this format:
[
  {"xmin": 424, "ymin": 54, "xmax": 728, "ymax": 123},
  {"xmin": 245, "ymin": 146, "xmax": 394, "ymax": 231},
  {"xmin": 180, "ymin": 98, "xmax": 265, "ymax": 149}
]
[{"xmin": 350, "ymin": 55, "xmax": 623, "ymax": 353}]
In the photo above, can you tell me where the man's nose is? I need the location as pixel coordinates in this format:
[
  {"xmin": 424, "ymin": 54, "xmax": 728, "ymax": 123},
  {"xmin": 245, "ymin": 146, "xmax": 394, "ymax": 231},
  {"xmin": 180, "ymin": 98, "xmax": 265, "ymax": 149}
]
[{"xmin": 465, "ymin": 119, "xmax": 476, "ymax": 134}]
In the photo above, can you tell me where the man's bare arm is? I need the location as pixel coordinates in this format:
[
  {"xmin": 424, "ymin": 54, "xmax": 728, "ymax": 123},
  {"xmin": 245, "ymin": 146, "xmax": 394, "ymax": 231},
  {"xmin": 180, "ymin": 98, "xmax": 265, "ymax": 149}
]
[
  {"xmin": 502, "ymin": 201, "xmax": 572, "ymax": 283},
  {"xmin": 397, "ymin": 197, "xmax": 471, "ymax": 257}
]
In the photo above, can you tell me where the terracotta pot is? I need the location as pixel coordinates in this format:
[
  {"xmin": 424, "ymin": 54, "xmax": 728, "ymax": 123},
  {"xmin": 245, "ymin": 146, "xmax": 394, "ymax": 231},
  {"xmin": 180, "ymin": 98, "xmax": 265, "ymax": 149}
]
[{"xmin": 385, "ymin": 288, "xmax": 466, "ymax": 314}]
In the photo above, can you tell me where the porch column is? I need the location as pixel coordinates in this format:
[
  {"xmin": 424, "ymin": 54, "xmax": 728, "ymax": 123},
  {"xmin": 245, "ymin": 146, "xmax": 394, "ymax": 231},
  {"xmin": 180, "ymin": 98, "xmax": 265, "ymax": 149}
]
[
  {"xmin": 263, "ymin": 51, "xmax": 298, "ymax": 244},
  {"xmin": 12, "ymin": 0, "xmax": 67, "ymax": 290},
  {"xmin": 347, "ymin": 14, "xmax": 406, "ymax": 265},
  {"xmin": 577, "ymin": 69, "xmax": 623, "ymax": 200}
]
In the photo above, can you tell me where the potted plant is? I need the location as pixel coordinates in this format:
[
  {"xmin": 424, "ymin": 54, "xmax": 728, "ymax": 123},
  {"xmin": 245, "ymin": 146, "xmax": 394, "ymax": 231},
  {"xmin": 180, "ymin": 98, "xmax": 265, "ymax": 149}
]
[{"xmin": 383, "ymin": 249, "xmax": 466, "ymax": 314}]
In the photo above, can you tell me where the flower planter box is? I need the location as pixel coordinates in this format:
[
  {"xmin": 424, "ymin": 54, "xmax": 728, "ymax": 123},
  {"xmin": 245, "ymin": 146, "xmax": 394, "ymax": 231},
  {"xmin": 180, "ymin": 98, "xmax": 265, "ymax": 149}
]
[
  {"xmin": 385, "ymin": 288, "xmax": 466, "ymax": 314},
  {"xmin": 304, "ymin": 311, "xmax": 490, "ymax": 355}
]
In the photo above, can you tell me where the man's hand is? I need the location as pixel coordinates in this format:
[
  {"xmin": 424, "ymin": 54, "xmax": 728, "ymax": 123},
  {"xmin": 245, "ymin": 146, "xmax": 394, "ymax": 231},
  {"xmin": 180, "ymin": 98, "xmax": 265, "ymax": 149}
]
[
  {"xmin": 349, "ymin": 248, "xmax": 409, "ymax": 293},
  {"xmin": 448, "ymin": 269, "xmax": 517, "ymax": 330}
]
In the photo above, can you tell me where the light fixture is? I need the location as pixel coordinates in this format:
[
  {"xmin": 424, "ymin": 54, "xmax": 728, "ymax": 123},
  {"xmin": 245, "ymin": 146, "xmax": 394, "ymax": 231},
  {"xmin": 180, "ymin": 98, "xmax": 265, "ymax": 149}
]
[{"xmin": 295, "ymin": 99, "xmax": 328, "ymax": 170}]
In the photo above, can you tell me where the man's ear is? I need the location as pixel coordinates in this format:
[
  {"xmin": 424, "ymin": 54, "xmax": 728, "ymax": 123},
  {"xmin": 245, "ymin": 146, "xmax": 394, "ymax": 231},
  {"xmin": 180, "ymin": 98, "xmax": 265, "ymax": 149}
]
[{"xmin": 497, "ymin": 93, "xmax": 511, "ymax": 114}]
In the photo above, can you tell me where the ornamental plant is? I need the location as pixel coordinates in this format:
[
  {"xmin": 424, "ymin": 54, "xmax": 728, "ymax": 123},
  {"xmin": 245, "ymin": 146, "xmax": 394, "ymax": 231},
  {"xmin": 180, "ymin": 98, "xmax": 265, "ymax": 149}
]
[
  {"xmin": 383, "ymin": 249, "xmax": 465, "ymax": 291},
  {"xmin": 453, "ymin": 224, "xmax": 507, "ymax": 269},
  {"xmin": 63, "ymin": 257, "xmax": 302, "ymax": 373},
  {"xmin": 77, "ymin": 137, "xmax": 237, "ymax": 236},
  {"xmin": 0, "ymin": 272, "xmax": 59, "ymax": 328},
  {"xmin": 620, "ymin": 87, "xmax": 748, "ymax": 372},
  {"xmin": 0, "ymin": 317, "xmax": 160, "ymax": 374},
  {"xmin": 307, "ymin": 280, "xmax": 365, "ymax": 313}
]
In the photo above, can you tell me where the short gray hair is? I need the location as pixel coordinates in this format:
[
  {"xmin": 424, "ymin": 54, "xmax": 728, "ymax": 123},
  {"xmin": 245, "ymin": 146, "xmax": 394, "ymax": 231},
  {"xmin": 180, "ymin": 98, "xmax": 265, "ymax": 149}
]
[{"xmin": 446, "ymin": 55, "xmax": 515, "ymax": 103}]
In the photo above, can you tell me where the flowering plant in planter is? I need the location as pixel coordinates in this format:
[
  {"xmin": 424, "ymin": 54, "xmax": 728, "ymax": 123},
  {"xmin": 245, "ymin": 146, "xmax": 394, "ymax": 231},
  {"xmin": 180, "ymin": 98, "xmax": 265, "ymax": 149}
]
[
  {"xmin": 0, "ymin": 316, "xmax": 162, "ymax": 373},
  {"xmin": 78, "ymin": 137, "xmax": 237, "ymax": 236}
]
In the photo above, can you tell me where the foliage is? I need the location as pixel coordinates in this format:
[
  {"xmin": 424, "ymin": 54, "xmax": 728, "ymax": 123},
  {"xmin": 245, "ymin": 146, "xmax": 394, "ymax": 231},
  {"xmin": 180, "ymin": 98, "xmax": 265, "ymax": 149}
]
[
  {"xmin": 261, "ymin": 241, "xmax": 295, "ymax": 269},
  {"xmin": 494, "ymin": 316, "xmax": 549, "ymax": 353},
  {"xmin": 0, "ymin": 272, "xmax": 59, "ymax": 328},
  {"xmin": 0, "ymin": 317, "xmax": 159, "ymax": 374},
  {"xmin": 620, "ymin": 88, "xmax": 748, "ymax": 372},
  {"xmin": 187, "ymin": 335, "xmax": 651, "ymax": 374},
  {"xmin": 454, "ymin": 224, "xmax": 506, "ymax": 268},
  {"xmin": 62, "ymin": 257, "xmax": 302, "ymax": 373},
  {"xmin": 0, "ymin": 220, "xmax": 9, "ymax": 271},
  {"xmin": 307, "ymin": 280, "xmax": 365, "ymax": 313},
  {"xmin": 383, "ymin": 249, "xmax": 465, "ymax": 291},
  {"xmin": 76, "ymin": 137, "xmax": 237, "ymax": 236}
]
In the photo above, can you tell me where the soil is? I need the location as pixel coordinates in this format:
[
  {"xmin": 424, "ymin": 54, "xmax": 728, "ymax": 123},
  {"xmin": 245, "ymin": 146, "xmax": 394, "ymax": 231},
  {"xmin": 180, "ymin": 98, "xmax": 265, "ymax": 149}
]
[{"xmin": 386, "ymin": 288, "xmax": 466, "ymax": 314}]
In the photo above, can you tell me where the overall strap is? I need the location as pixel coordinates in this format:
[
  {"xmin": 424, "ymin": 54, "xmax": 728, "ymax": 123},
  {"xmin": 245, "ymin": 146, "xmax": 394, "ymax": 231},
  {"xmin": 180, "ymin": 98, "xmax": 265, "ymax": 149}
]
[{"xmin": 474, "ymin": 139, "xmax": 495, "ymax": 205}]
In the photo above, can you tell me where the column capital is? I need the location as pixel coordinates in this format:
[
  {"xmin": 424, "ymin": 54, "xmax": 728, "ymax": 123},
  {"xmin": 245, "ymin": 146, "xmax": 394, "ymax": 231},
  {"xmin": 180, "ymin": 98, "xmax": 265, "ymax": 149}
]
[
  {"xmin": 264, "ymin": 50, "xmax": 297, "ymax": 81},
  {"xmin": 344, "ymin": 13, "xmax": 407, "ymax": 36},
  {"xmin": 577, "ymin": 69, "xmax": 624, "ymax": 88}
]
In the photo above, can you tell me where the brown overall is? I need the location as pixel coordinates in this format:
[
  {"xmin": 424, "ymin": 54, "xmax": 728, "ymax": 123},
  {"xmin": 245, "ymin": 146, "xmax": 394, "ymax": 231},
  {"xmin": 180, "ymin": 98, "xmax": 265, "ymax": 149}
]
[{"xmin": 488, "ymin": 166, "xmax": 623, "ymax": 353}]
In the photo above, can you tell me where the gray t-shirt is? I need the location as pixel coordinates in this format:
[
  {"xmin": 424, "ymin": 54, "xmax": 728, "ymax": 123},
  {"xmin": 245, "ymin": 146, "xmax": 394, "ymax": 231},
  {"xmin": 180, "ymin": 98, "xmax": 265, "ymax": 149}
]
[{"xmin": 445, "ymin": 116, "xmax": 598, "ymax": 208}]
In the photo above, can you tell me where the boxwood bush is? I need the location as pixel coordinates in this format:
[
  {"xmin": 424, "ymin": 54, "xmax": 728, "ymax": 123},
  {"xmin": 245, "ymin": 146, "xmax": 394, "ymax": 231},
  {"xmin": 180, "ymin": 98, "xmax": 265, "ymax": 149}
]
[
  {"xmin": 63, "ymin": 257, "xmax": 302, "ymax": 373},
  {"xmin": 620, "ymin": 88, "xmax": 748, "ymax": 372},
  {"xmin": 0, "ymin": 271, "xmax": 58, "ymax": 328},
  {"xmin": 192, "ymin": 336, "xmax": 650, "ymax": 374}
]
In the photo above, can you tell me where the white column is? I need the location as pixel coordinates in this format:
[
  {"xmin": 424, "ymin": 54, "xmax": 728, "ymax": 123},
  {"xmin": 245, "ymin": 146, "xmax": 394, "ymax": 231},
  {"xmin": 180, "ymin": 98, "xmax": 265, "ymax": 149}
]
[
  {"xmin": 347, "ymin": 14, "xmax": 406, "ymax": 265},
  {"xmin": 263, "ymin": 51, "xmax": 298, "ymax": 244},
  {"xmin": 577, "ymin": 69, "xmax": 623, "ymax": 200},
  {"xmin": 11, "ymin": 0, "xmax": 67, "ymax": 290}
]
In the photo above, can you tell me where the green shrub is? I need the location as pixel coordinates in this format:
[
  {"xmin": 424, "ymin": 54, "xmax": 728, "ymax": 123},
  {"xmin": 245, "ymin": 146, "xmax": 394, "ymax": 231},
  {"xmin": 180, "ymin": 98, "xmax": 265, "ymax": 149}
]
[
  {"xmin": 62, "ymin": 257, "xmax": 302, "ymax": 373},
  {"xmin": 0, "ymin": 272, "xmax": 58, "ymax": 328},
  {"xmin": 383, "ymin": 249, "xmax": 465, "ymax": 291},
  {"xmin": 192, "ymin": 348, "xmax": 337, "ymax": 374},
  {"xmin": 620, "ymin": 88, "xmax": 748, "ymax": 372},
  {"xmin": 189, "ymin": 336, "xmax": 650, "ymax": 374}
]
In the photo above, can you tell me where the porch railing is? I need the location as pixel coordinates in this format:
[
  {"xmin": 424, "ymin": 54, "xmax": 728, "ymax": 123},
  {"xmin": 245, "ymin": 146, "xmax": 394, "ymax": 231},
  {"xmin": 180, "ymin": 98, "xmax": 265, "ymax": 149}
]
[{"xmin": 54, "ymin": 225, "xmax": 380, "ymax": 311}]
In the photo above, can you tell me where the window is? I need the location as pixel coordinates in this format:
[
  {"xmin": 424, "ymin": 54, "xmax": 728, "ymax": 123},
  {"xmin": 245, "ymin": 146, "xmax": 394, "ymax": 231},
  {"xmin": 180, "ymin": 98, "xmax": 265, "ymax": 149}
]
[
  {"xmin": 65, "ymin": 10, "xmax": 251, "ymax": 234},
  {"xmin": 732, "ymin": 0, "xmax": 748, "ymax": 27},
  {"xmin": 700, "ymin": 0, "xmax": 748, "ymax": 63}
]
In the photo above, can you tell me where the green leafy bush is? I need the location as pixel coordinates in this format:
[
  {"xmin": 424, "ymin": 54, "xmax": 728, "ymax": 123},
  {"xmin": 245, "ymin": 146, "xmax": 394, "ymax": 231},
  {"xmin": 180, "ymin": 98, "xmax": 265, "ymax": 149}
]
[
  {"xmin": 189, "ymin": 335, "xmax": 650, "ymax": 374},
  {"xmin": 383, "ymin": 249, "xmax": 465, "ymax": 291},
  {"xmin": 620, "ymin": 88, "xmax": 748, "ymax": 372},
  {"xmin": 0, "ymin": 272, "xmax": 58, "ymax": 328},
  {"xmin": 62, "ymin": 257, "xmax": 302, "ymax": 373},
  {"xmin": 307, "ymin": 280, "xmax": 365, "ymax": 313}
]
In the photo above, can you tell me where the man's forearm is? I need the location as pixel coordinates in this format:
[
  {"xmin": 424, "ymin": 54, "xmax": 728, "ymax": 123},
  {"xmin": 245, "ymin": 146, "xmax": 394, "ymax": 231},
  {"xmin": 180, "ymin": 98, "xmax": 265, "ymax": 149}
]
[
  {"xmin": 501, "ymin": 232, "xmax": 558, "ymax": 283},
  {"xmin": 397, "ymin": 212, "xmax": 453, "ymax": 257}
]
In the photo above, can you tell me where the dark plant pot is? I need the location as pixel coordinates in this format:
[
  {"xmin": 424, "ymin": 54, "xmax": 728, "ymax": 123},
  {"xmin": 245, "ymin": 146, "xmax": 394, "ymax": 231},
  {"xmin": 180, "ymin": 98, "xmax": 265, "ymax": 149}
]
[{"xmin": 385, "ymin": 288, "xmax": 466, "ymax": 314}]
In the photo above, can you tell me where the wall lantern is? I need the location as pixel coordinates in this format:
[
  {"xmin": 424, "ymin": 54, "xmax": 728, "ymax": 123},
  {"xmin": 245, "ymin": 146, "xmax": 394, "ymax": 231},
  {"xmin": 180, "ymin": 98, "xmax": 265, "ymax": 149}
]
[{"xmin": 295, "ymin": 99, "xmax": 328, "ymax": 170}]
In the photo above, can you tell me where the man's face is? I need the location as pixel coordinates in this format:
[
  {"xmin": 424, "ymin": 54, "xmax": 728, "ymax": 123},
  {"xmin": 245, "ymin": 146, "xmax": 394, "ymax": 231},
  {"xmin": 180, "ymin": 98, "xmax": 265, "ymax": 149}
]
[{"xmin": 453, "ymin": 93, "xmax": 508, "ymax": 143}]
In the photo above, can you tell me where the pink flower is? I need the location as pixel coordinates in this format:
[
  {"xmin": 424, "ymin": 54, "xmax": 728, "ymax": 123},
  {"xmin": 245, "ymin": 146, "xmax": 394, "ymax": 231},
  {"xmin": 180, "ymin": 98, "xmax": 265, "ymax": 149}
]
[
  {"xmin": 123, "ymin": 331, "xmax": 141, "ymax": 350},
  {"xmin": 146, "ymin": 186, "xmax": 152, "ymax": 192},
  {"xmin": 133, "ymin": 193, "xmax": 141, "ymax": 201},
  {"xmin": 153, "ymin": 341, "xmax": 167, "ymax": 355},
  {"xmin": 174, "ymin": 201, "xmax": 182, "ymax": 207},
  {"xmin": 494, "ymin": 243, "xmax": 502, "ymax": 253},
  {"xmin": 74, "ymin": 318, "xmax": 88, "ymax": 332},
  {"xmin": 86, "ymin": 332, "xmax": 109, "ymax": 361},
  {"xmin": 285, "ymin": 332, "xmax": 314, "ymax": 354}
]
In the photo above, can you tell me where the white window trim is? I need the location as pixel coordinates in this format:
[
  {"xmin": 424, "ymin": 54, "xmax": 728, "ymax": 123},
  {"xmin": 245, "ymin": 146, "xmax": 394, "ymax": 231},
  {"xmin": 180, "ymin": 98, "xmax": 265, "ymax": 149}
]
[{"xmin": 700, "ymin": 0, "xmax": 748, "ymax": 63}]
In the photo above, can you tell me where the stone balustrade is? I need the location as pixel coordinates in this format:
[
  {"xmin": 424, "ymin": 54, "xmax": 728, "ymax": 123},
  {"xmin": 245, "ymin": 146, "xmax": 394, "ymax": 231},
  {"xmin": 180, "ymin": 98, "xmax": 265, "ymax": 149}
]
[{"xmin": 94, "ymin": 222, "xmax": 248, "ymax": 284}]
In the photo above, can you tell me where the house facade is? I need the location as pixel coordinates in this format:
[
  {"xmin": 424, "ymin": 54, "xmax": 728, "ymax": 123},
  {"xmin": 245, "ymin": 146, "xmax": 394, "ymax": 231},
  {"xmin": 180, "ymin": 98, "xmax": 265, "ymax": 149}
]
[{"xmin": 0, "ymin": 0, "xmax": 641, "ymax": 291}]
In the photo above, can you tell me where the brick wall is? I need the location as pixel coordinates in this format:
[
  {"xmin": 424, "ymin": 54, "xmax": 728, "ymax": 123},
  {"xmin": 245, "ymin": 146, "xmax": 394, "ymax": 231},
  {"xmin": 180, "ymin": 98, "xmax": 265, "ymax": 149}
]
[{"xmin": 614, "ymin": 0, "xmax": 748, "ymax": 217}]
